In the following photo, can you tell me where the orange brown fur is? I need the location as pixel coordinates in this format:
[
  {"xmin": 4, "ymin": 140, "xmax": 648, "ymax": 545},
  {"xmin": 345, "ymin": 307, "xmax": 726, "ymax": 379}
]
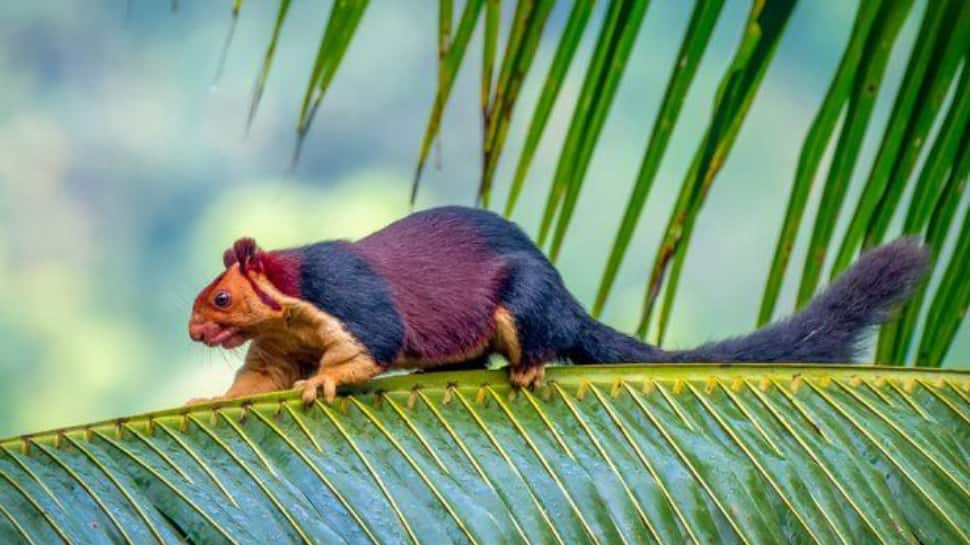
[
  {"xmin": 492, "ymin": 307, "xmax": 522, "ymax": 366},
  {"xmin": 188, "ymin": 264, "xmax": 380, "ymax": 404}
]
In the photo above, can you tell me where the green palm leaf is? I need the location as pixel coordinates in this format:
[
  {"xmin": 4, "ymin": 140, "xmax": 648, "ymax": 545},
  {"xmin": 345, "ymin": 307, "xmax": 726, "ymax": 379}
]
[
  {"xmin": 879, "ymin": 59, "xmax": 970, "ymax": 365},
  {"xmin": 794, "ymin": 0, "xmax": 913, "ymax": 309},
  {"xmin": 503, "ymin": 0, "xmax": 595, "ymax": 218},
  {"xmin": 639, "ymin": 0, "xmax": 797, "ymax": 341},
  {"xmin": 481, "ymin": 0, "xmax": 501, "ymax": 126},
  {"xmin": 592, "ymin": 0, "xmax": 725, "ymax": 319},
  {"xmin": 246, "ymin": 0, "xmax": 292, "ymax": 132},
  {"xmin": 411, "ymin": 0, "xmax": 485, "ymax": 204},
  {"xmin": 480, "ymin": 0, "xmax": 556, "ymax": 207},
  {"xmin": 835, "ymin": 0, "xmax": 970, "ymax": 280},
  {"xmin": 543, "ymin": 0, "xmax": 652, "ymax": 262},
  {"xmin": 2, "ymin": 366, "xmax": 968, "ymax": 544},
  {"xmin": 293, "ymin": 0, "xmax": 369, "ymax": 164},
  {"xmin": 757, "ymin": 0, "xmax": 882, "ymax": 326},
  {"xmin": 918, "ymin": 206, "xmax": 970, "ymax": 367},
  {"xmin": 538, "ymin": 0, "xmax": 648, "ymax": 257}
]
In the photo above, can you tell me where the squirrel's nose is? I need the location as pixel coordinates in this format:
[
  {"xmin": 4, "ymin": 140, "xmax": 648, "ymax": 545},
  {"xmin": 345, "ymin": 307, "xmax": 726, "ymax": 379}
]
[{"xmin": 188, "ymin": 323, "xmax": 205, "ymax": 342}]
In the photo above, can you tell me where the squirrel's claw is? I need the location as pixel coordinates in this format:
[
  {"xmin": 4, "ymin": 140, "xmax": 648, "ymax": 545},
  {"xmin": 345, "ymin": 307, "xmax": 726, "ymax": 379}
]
[{"xmin": 294, "ymin": 374, "xmax": 337, "ymax": 405}]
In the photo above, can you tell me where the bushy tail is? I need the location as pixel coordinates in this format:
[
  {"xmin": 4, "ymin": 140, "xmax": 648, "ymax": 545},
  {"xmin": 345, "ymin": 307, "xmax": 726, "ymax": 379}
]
[{"xmin": 569, "ymin": 238, "xmax": 928, "ymax": 364}]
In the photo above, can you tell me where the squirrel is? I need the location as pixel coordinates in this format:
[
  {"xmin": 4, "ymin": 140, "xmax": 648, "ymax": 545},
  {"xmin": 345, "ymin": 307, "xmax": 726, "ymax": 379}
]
[{"xmin": 188, "ymin": 206, "xmax": 928, "ymax": 404}]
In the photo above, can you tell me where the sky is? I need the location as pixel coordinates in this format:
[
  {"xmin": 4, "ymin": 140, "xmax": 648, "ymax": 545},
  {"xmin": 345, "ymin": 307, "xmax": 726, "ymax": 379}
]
[{"xmin": 0, "ymin": 1, "xmax": 965, "ymax": 437}]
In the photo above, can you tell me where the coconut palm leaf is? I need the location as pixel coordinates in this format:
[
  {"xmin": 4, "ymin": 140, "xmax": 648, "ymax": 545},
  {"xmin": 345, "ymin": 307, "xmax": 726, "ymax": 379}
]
[
  {"xmin": 2, "ymin": 365, "xmax": 969, "ymax": 544},
  {"xmin": 757, "ymin": 0, "xmax": 883, "ymax": 326},
  {"xmin": 918, "ymin": 205, "xmax": 970, "ymax": 367},
  {"xmin": 292, "ymin": 0, "xmax": 369, "ymax": 164},
  {"xmin": 794, "ymin": 0, "xmax": 914, "ymax": 309},
  {"xmin": 212, "ymin": 1, "xmax": 242, "ymax": 88},
  {"xmin": 439, "ymin": 0, "xmax": 454, "ymax": 64},
  {"xmin": 639, "ymin": 0, "xmax": 797, "ymax": 341},
  {"xmin": 878, "ymin": 60, "xmax": 970, "ymax": 365},
  {"xmin": 480, "ymin": 0, "xmax": 556, "ymax": 207},
  {"xmin": 537, "ymin": 0, "xmax": 649, "ymax": 257},
  {"xmin": 482, "ymin": 0, "xmax": 501, "ymax": 127},
  {"xmin": 861, "ymin": 7, "xmax": 969, "ymax": 250},
  {"xmin": 833, "ymin": 0, "xmax": 970, "ymax": 281},
  {"xmin": 411, "ymin": 0, "xmax": 485, "ymax": 203},
  {"xmin": 592, "ymin": 0, "xmax": 725, "ymax": 319},
  {"xmin": 503, "ymin": 0, "xmax": 595, "ymax": 218},
  {"xmin": 246, "ymin": 0, "xmax": 291, "ymax": 132},
  {"xmin": 545, "ymin": 0, "xmax": 651, "ymax": 262}
]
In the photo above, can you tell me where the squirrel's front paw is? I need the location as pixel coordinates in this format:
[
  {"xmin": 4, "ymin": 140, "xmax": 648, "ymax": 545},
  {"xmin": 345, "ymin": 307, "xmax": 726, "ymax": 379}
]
[{"xmin": 293, "ymin": 374, "xmax": 338, "ymax": 405}]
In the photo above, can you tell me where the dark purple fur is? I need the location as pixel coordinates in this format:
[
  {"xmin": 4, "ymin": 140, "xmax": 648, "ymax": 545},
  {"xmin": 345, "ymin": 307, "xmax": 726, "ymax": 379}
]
[
  {"xmin": 287, "ymin": 206, "xmax": 928, "ymax": 367},
  {"xmin": 353, "ymin": 211, "xmax": 507, "ymax": 360}
]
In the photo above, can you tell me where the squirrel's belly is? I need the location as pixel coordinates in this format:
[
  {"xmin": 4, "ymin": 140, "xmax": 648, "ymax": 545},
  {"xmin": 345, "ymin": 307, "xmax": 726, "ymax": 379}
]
[
  {"xmin": 391, "ymin": 341, "xmax": 491, "ymax": 369},
  {"xmin": 390, "ymin": 304, "xmax": 519, "ymax": 369}
]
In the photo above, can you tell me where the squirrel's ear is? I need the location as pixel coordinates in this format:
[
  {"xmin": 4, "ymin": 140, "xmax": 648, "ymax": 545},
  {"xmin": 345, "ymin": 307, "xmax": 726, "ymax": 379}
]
[
  {"xmin": 222, "ymin": 247, "xmax": 238, "ymax": 268},
  {"xmin": 225, "ymin": 238, "xmax": 263, "ymax": 272}
]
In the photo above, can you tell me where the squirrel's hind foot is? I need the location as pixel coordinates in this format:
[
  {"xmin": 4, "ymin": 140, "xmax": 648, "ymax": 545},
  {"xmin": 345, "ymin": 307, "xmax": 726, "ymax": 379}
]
[{"xmin": 508, "ymin": 364, "xmax": 545, "ymax": 389}]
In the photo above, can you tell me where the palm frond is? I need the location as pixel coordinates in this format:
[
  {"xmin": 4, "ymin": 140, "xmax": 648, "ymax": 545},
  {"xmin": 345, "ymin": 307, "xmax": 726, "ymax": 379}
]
[
  {"xmin": 863, "ymin": 3, "xmax": 970, "ymax": 250},
  {"xmin": 880, "ymin": 58, "xmax": 970, "ymax": 364},
  {"xmin": 592, "ymin": 0, "xmax": 725, "ymax": 319},
  {"xmin": 537, "ymin": 0, "xmax": 648, "ymax": 257},
  {"xmin": 757, "ymin": 0, "xmax": 883, "ymax": 326},
  {"xmin": 411, "ymin": 0, "xmax": 485, "ymax": 204},
  {"xmin": 545, "ymin": 0, "xmax": 650, "ymax": 262},
  {"xmin": 480, "ymin": 0, "xmax": 555, "ymax": 207},
  {"xmin": 246, "ymin": 0, "xmax": 292, "ymax": 132},
  {"xmin": 212, "ymin": 1, "xmax": 241, "ymax": 87},
  {"xmin": 795, "ymin": 0, "xmax": 914, "ymax": 309},
  {"xmin": 640, "ymin": 0, "xmax": 797, "ymax": 342},
  {"xmin": 481, "ymin": 0, "xmax": 501, "ymax": 123},
  {"xmin": 439, "ymin": 0, "xmax": 454, "ymax": 63},
  {"xmin": 835, "ymin": 0, "xmax": 970, "ymax": 286},
  {"xmin": 502, "ymin": 1, "xmax": 595, "ymax": 217},
  {"xmin": 293, "ymin": 0, "xmax": 369, "ymax": 165},
  {"xmin": 917, "ymin": 163, "xmax": 970, "ymax": 366},
  {"xmin": 2, "ymin": 366, "xmax": 968, "ymax": 544}
]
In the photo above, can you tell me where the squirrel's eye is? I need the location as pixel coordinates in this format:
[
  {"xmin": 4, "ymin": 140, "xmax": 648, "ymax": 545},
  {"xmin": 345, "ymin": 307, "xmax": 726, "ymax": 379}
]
[{"xmin": 213, "ymin": 291, "xmax": 231, "ymax": 308}]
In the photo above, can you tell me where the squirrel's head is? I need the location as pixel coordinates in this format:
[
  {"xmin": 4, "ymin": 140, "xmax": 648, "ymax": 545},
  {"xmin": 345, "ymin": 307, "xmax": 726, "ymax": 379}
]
[{"xmin": 188, "ymin": 238, "xmax": 287, "ymax": 348}]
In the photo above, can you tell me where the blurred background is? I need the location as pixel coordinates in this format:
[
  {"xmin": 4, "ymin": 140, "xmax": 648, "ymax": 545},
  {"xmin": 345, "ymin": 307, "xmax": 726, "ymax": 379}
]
[{"xmin": 0, "ymin": 1, "xmax": 965, "ymax": 437}]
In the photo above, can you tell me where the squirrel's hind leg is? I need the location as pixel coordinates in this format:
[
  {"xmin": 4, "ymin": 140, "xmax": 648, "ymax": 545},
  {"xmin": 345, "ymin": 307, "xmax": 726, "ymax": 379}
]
[
  {"xmin": 493, "ymin": 306, "xmax": 548, "ymax": 388},
  {"xmin": 493, "ymin": 251, "xmax": 584, "ymax": 387}
]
